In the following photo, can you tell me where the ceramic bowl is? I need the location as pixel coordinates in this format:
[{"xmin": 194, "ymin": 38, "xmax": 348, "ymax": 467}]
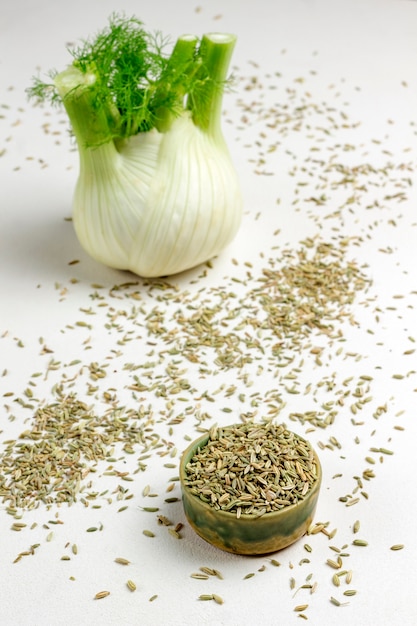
[{"xmin": 179, "ymin": 429, "xmax": 322, "ymax": 555}]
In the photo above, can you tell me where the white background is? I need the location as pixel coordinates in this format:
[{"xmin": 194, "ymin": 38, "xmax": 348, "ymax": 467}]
[{"xmin": 1, "ymin": 1, "xmax": 417, "ymax": 624}]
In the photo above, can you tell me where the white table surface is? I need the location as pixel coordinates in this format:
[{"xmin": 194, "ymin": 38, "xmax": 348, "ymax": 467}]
[{"xmin": 1, "ymin": 1, "xmax": 417, "ymax": 624}]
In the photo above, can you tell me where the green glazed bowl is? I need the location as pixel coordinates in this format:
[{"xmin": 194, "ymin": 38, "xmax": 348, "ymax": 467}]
[{"xmin": 179, "ymin": 431, "xmax": 322, "ymax": 555}]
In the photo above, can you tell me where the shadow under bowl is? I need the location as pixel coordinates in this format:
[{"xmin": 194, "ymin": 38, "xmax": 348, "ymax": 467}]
[{"xmin": 179, "ymin": 431, "xmax": 322, "ymax": 556}]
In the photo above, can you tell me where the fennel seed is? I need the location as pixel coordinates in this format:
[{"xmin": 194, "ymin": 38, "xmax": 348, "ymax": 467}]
[{"xmin": 94, "ymin": 591, "xmax": 110, "ymax": 600}]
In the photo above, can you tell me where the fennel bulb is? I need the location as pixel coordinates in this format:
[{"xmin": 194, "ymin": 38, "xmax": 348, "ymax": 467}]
[{"xmin": 28, "ymin": 16, "xmax": 242, "ymax": 277}]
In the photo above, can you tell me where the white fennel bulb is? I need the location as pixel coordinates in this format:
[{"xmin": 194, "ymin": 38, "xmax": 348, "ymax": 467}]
[
  {"xmin": 28, "ymin": 17, "xmax": 243, "ymax": 277},
  {"xmin": 73, "ymin": 112, "xmax": 242, "ymax": 277}
]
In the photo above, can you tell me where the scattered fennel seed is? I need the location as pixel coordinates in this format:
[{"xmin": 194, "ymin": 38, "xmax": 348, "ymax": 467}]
[
  {"xmin": 94, "ymin": 591, "xmax": 110, "ymax": 600},
  {"xmin": 326, "ymin": 559, "xmax": 342, "ymax": 570}
]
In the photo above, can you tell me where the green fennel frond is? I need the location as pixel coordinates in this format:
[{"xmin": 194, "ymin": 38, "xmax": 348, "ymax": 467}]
[
  {"xmin": 27, "ymin": 14, "xmax": 236, "ymax": 143},
  {"xmin": 27, "ymin": 72, "xmax": 60, "ymax": 105}
]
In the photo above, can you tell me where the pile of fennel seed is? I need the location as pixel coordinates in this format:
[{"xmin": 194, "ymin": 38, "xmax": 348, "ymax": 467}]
[{"xmin": 183, "ymin": 421, "xmax": 319, "ymax": 517}]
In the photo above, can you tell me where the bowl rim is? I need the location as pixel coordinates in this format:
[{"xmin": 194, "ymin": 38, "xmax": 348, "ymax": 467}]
[{"xmin": 179, "ymin": 426, "xmax": 322, "ymax": 523}]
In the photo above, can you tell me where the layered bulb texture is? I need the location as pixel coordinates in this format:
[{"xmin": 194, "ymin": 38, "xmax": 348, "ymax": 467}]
[{"xmin": 72, "ymin": 111, "xmax": 242, "ymax": 277}]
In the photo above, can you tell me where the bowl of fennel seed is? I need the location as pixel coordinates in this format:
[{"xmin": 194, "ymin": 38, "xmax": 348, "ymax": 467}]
[{"xmin": 180, "ymin": 421, "xmax": 322, "ymax": 555}]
